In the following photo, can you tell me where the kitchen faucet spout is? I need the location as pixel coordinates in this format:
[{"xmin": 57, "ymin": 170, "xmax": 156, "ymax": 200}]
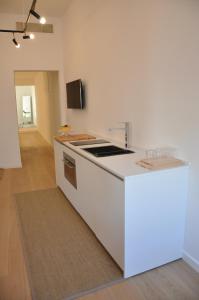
[{"xmin": 109, "ymin": 122, "xmax": 130, "ymax": 148}]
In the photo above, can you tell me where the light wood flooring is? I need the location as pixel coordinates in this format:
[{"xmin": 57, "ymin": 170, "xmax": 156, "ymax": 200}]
[{"xmin": 0, "ymin": 131, "xmax": 199, "ymax": 300}]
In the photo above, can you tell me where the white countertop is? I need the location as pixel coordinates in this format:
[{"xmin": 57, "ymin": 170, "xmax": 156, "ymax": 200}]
[{"xmin": 58, "ymin": 137, "xmax": 188, "ymax": 180}]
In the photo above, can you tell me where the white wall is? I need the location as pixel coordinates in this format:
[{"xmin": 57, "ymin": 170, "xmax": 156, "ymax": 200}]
[
  {"xmin": 35, "ymin": 72, "xmax": 51, "ymax": 143},
  {"xmin": 35, "ymin": 72, "xmax": 60, "ymax": 145},
  {"xmin": 0, "ymin": 13, "xmax": 66, "ymax": 168},
  {"xmin": 31, "ymin": 86, "xmax": 37, "ymax": 126},
  {"xmin": 62, "ymin": 0, "xmax": 199, "ymax": 270},
  {"xmin": 47, "ymin": 71, "xmax": 61, "ymax": 143}
]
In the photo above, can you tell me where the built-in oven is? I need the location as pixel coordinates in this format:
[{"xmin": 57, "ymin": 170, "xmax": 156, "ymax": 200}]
[{"xmin": 63, "ymin": 152, "xmax": 77, "ymax": 189}]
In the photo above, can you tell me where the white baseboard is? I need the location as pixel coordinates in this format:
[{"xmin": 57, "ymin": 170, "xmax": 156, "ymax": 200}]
[{"xmin": 183, "ymin": 251, "xmax": 199, "ymax": 273}]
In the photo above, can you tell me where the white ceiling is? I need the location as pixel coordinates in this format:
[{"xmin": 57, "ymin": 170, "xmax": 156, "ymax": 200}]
[{"xmin": 0, "ymin": 0, "xmax": 72, "ymax": 17}]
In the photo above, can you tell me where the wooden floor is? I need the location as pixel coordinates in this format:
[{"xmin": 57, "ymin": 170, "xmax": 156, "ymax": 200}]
[{"xmin": 0, "ymin": 131, "xmax": 199, "ymax": 300}]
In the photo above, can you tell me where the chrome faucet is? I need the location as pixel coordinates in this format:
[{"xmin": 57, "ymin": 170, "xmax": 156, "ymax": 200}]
[{"xmin": 109, "ymin": 122, "xmax": 130, "ymax": 148}]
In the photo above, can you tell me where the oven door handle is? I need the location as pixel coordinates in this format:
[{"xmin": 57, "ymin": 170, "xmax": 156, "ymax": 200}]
[{"xmin": 63, "ymin": 159, "xmax": 75, "ymax": 169}]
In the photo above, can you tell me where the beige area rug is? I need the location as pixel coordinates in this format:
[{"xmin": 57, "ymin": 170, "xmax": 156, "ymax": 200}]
[{"xmin": 15, "ymin": 188, "xmax": 123, "ymax": 300}]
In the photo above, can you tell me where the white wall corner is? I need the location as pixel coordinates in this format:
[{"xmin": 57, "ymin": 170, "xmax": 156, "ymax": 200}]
[{"xmin": 183, "ymin": 251, "xmax": 199, "ymax": 273}]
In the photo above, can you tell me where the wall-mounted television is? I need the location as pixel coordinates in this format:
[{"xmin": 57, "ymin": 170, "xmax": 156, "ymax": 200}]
[{"xmin": 66, "ymin": 79, "xmax": 84, "ymax": 109}]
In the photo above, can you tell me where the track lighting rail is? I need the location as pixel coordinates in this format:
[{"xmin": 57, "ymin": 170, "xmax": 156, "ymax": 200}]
[
  {"xmin": 0, "ymin": 29, "xmax": 24, "ymax": 33},
  {"xmin": 0, "ymin": 0, "xmax": 46, "ymax": 46}
]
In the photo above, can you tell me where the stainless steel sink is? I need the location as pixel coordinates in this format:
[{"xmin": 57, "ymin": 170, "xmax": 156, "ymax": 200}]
[{"xmin": 83, "ymin": 145, "xmax": 135, "ymax": 157}]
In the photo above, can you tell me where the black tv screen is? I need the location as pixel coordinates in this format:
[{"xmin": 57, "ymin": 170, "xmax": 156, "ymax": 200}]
[{"xmin": 66, "ymin": 79, "xmax": 84, "ymax": 109}]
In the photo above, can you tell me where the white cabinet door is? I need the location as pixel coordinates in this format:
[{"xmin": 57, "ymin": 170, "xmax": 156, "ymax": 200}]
[
  {"xmin": 124, "ymin": 167, "xmax": 189, "ymax": 278},
  {"xmin": 76, "ymin": 154, "xmax": 125, "ymax": 269},
  {"xmin": 54, "ymin": 141, "xmax": 124, "ymax": 269}
]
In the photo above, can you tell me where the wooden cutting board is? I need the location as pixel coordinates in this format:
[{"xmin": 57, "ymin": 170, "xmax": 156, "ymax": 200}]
[
  {"xmin": 55, "ymin": 134, "xmax": 96, "ymax": 143},
  {"xmin": 136, "ymin": 157, "xmax": 185, "ymax": 170}
]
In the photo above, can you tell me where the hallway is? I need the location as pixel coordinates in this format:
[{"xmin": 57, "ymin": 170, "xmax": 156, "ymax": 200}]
[
  {"xmin": 0, "ymin": 131, "xmax": 55, "ymax": 300},
  {"xmin": 0, "ymin": 132, "xmax": 199, "ymax": 300}
]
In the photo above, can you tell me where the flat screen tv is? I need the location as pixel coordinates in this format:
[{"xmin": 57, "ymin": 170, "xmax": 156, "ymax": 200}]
[{"xmin": 66, "ymin": 79, "xmax": 84, "ymax": 109}]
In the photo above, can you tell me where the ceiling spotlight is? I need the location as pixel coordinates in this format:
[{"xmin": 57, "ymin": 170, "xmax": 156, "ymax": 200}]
[
  {"xmin": 23, "ymin": 33, "xmax": 35, "ymax": 40},
  {"xmin": 12, "ymin": 38, "xmax": 20, "ymax": 48},
  {"xmin": 40, "ymin": 17, "xmax": 46, "ymax": 24},
  {"xmin": 30, "ymin": 9, "xmax": 46, "ymax": 24},
  {"xmin": 23, "ymin": 34, "xmax": 30, "ymax": 39},
  {"xmin": 12, "ymin": 33, "xmax": 20, "ymax": 48},
  {"xmin": 30, "ymin": 33, "xmax": 35, "ymax": 39}
]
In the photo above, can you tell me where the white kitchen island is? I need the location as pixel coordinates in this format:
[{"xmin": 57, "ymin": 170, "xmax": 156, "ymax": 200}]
[{"xmin": 54, "ymin": 138, "xmax": 189, "ymax": 278}]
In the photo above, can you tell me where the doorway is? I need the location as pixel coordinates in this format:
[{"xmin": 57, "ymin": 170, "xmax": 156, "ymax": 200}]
[
  {"xmin": 15, "ymin": 71, "xmax": 61, "ymax": 146},
  {"xmin": 16, "ymin": 85, "xmax": 37, "ymax": 129}
]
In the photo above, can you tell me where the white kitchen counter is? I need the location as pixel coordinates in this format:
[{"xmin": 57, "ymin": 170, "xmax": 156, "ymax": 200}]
[{"xmin": 60, "ymin": 139, "xmax": 188, "ymax": 180}]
